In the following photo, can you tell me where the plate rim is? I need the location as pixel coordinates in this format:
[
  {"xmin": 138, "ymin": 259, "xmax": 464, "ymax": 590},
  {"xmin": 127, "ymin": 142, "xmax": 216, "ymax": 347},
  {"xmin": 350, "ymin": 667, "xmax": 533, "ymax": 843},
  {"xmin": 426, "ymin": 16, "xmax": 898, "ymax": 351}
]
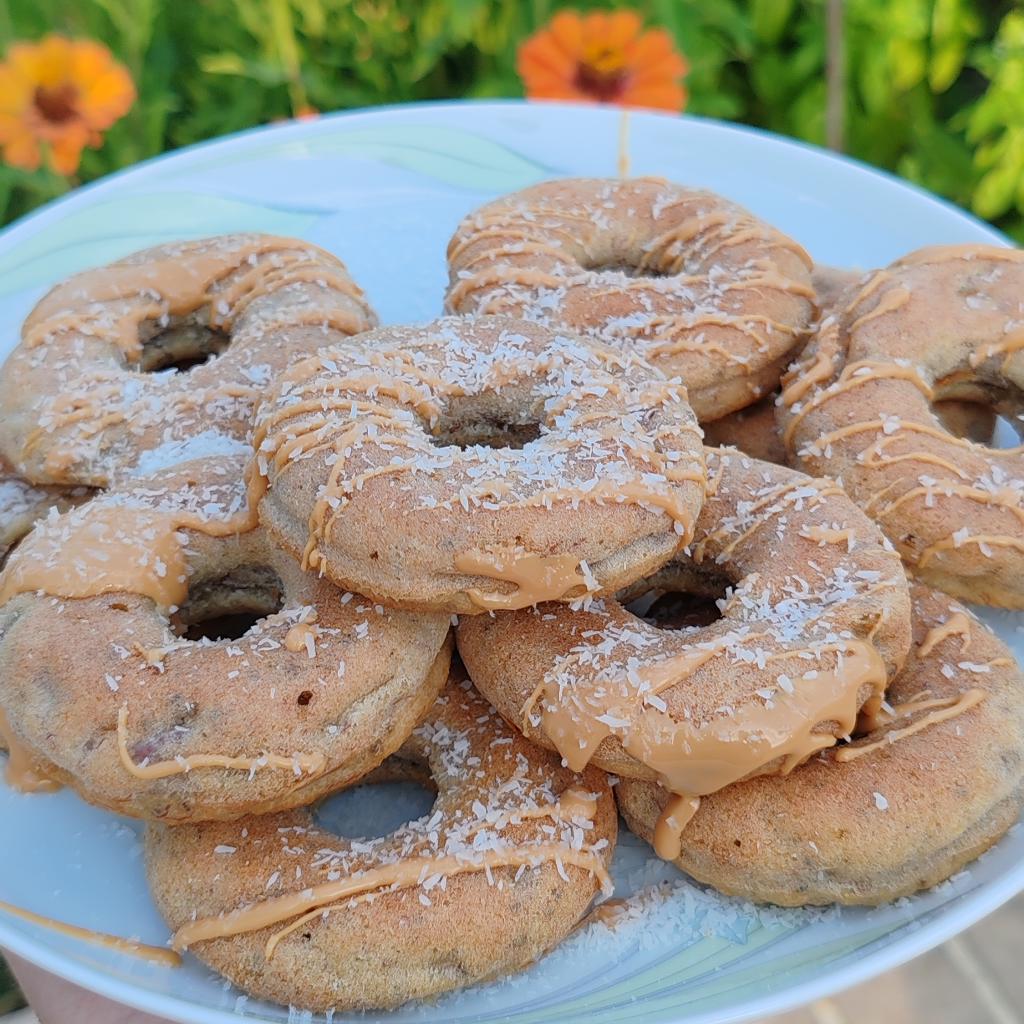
[{"xmin": 0, "ymin": 96, "xmax": 1019, "ymax": 1024}]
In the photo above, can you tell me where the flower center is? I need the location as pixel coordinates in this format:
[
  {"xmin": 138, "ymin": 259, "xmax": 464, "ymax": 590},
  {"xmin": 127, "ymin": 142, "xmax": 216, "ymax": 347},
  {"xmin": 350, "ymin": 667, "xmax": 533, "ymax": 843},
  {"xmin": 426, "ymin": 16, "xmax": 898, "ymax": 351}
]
[
  {"xmin": 574, "ymin": 46, "xmax": 629, "ymax": 102},
  {"xmin": 33, "ymin": 82, "xmax": 79, "ymax": 125}
]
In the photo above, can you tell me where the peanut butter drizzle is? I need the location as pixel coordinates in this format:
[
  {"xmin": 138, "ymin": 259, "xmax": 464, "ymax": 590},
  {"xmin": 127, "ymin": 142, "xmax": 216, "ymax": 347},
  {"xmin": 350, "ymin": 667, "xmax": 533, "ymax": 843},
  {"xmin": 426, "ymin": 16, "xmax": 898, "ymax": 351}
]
[
  {"xmin": 653, "ymin": 793, "xmax": 702, "ymax": 859},
  {"xmin": 801, "ymin": 525, "xmax": 856, "ymax": 548},
  {"xmin": 173, "ymin": 794, "xmax": 609, "ymax": 957},
  {"xmin": 0, "ymin": 499, "xmax": 257, "ymax": 612},
  {"xmin": 781, "ymin": 348, "xmax": 837, "ymax": 406},
  {"xmin": 531, "ymin": 639, "xmax": 886, "ymax": 858},
  {"xmin": 0, "ymin": 900, "xmax": 180, "ymax": 967},
  {"xmin": 896, "ymin": 245, "xmax": 1024, "ymax": 268},
  {"xmin": 917, "ymin": 532, "xmax": 1024, "ymax": 568},
  {"xmin": 116, "ymin": 706, "xmax": 326, "ymax": 781},
  {"xmin": 834, "ymin": 689, "xmax": 985, "ymax": 763},
  {"xmin": 969, "ymin": 327, "xmax": 1024, "ymax": 373},
  {"xmin": 782, "ymin": 361, "xmax": 933, "ymax": 449},
  {"xmin": 25, "ymin": 238, "xmax": 304, "ymax": 359},
  {"xmin": 847, "ymin": 286, "xmax": 910, "ymax": 334},
  {"xmin": 284, "ymin": 621, "xmax": 320, "ymax": 653},
  {"xmin": 0, "ymin": 708, "xmax": 61, "ymax": 794},
  {"xmin": 455, "ymin": 548, "xmax": 587, "ymax": 610},
  {"xmin": 917, "ymin": 612, "xmax": 972, "ymax": 658}
]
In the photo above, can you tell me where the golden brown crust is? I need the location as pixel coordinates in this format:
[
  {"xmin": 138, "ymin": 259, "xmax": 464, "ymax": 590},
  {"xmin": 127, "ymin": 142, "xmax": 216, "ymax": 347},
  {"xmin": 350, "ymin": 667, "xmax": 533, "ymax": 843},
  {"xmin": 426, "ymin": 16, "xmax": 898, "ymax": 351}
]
[
  {"xmin": 779, "ymin": 244, "xmax": 1024, "ymax": 606},
  {"xmin": 457, "ymin": 447, "xmax": 911, "ymax": 789},
  {"xmin": 144, "ymin": 675, "xmax": 616, "ymax": 1011},
  {"xmin": 445, "ymin": 178, "xmax": 815, "ymax": 420},
  {"xmin": 0, "ymin": 234, "xmax": 377, "ymax": 487},
  {"xmin": 617, "ymin": 583, "xmax": 1024, "ymax": 905},
  {"xmin": 0, "ymin": 457, "xmax": 452, "ymax": 821},
  {"xmin": 252, "ymin": 315, "xmax": 706, "ymax": 614}
]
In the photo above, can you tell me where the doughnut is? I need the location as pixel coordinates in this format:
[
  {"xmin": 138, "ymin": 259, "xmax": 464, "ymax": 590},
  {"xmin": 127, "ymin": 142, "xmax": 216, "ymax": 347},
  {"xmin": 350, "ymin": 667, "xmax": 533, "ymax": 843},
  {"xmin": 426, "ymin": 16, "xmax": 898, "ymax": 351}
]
[
  {"xmin": 0, "ymin": 234, "xmax": 377, "ymax": 487},
  {"xmin": 250, "ymin": 315, "xmax": 706, "ymax": 614},
  {"xmin": 779, "ymin": 244, "xmax": 1024, "ymax": 606},
  {"xmin": 617, "ymin": 583, "xmax": 1024, "ymax": 905},
  {"xmin": 457, "ymin": 446, "xmax": 911, "ymax": 854},
  {"xmin": 144, "ymin": 671, "xmax": 616, "ymax": 1011},
  {"xmin": 0, "ymin": 457, "xmax": 92, "ymax": 566},
  {"xmin": 699, "ymin": 266, "xmax": 861, "ymax": 464},
  {"xmin": 702, "ymin": 397, "xmax": 787, "ymax": 464},
  {"xmin": 444, "ymin": 178, "xmax": 816, "ymax": 421},
  {"xmin": 0, "ymin": 456, "xmax": 451, "ymax": 820}
]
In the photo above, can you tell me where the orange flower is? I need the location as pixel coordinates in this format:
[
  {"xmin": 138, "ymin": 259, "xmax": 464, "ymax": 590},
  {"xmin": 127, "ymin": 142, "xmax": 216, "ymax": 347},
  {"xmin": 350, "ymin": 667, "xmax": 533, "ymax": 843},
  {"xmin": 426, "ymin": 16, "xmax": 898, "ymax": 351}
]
[
  {"xmin": 517, "ymin": 9, "xmax": 687, "ymax": 112},
  {"xmin": 0, "ymin": 35, "xmax": 135, "ymax": 175}
]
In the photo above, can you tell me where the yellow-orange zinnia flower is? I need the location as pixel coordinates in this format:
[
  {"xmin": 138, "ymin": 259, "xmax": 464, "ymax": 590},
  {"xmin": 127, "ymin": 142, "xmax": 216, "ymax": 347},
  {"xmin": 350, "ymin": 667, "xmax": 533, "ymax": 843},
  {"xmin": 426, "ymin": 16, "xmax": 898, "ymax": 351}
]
[
  {"xmin": 0, "ymin": 34, "xmax": 135, "ymax": 175},
  {"xmin": 518, "ymin": 9, "xmax": 687, "ymax": 112}
]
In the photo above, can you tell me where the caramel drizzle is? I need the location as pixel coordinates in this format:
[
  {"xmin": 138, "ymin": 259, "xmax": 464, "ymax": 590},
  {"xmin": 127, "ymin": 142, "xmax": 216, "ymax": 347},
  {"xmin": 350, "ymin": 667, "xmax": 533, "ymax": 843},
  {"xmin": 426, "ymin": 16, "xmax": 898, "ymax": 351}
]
[
  {"xmin": 895, "ymin": 245, "xmax": 1024, "ymax": 268},
  {"xmin": 834, "ymin": 689, "xmax": 985, "ymax": 763},
  {"xmin": 0, "ymin": 900, "xmax": 180, "ymax": 967},
  {"xmin": 116, "ymin": 705, "xmax": 326, "ymax": 782},
  {"xmin": 0, "ymin": 707, "xmax": 61, "ymax": 794},
  {"xmin": 172, "ymin": 789, "xmax": 608, "ymax": 958},
  {"xmin": 455, "ymin": 549, "xmax": 588, "ymax": 610},
  {"xmin": 653, "ymin": 793, "xmax": 701, "ymax": 859},
  {"xmin": 0, "ymin": 499, "xmax": 257, "ymax": 612},
  {"xmin": 530, "ymin": 638, "xmax": 886, "ymax": 860}
]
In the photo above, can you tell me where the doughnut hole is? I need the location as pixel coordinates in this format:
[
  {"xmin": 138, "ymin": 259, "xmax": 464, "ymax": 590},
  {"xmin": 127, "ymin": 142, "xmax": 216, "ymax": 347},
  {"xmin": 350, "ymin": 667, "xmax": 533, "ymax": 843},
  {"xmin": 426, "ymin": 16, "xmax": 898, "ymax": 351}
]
[
  {"xmin": 173, "ymin": 564, "xmax": 285, "ymax": 642},
  {"xmin": 137, "ymin": 315, "xmax": 230, "ymax": 374},
  {"xmin": 315, "ymin": 757, "xmax": 438, "ymax": 840},
  {"xmin": 621, "ymin": 562, "xmax": 727, "ymax": 630},
  {"xmin": 430, "ymin": 390, "xmax": 544, "ymax": 450}
]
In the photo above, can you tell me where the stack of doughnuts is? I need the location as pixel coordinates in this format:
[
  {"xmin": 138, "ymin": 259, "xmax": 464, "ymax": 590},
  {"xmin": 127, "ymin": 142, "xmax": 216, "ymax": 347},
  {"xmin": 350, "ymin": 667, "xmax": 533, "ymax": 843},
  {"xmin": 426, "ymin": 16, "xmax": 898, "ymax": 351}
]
[{"xmin": 1, "ymin": 180, "xmax": 1023, "ymax": 1014}]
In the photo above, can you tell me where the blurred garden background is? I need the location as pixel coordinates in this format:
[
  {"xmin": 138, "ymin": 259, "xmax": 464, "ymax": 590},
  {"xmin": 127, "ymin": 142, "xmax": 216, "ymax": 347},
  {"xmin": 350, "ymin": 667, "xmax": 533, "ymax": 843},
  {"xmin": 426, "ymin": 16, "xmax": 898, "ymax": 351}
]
[{"xmin": 1, "ymin": 0, "xmax": 1023, "ymax": 238}]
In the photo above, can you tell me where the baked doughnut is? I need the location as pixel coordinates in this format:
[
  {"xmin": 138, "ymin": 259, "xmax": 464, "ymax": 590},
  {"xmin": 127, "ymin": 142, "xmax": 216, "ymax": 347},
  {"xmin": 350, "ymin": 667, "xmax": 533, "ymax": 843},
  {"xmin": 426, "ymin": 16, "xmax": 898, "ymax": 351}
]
[
  {"xmin": 445, "ymin": 178, "xmax": 816, "ymax": 420},
  {"xmin": 144, "ymin": 672, "xmax": 616, "ymax": 1011},
  {"xmin": 0, "ymin": 457, "xmax": 91, "ymax": 566},
  {"xmin": 0, "ymin": 456, "xmax": 451, "ymax": 820},
  {"xmin": 457, "ymin": 447, "xmax": 911, "ymax": 855},
  {"xmin": 702, "ymin": 397, "xmax": 787, "ymax": 464},
  {"xmin": 778, "ymin": 245, "xmax": 1024, "ymax": 605},
  {"xmin": 0, "ymin": 234, "xmax": 377, "ymax": 487},
  {"xmin": 617, "ymin": 583, "xmax": 1024, "ymax": 905},
  {"xmin": 251, "ymin": 315, "xmax": 706, "ymax": 614}
]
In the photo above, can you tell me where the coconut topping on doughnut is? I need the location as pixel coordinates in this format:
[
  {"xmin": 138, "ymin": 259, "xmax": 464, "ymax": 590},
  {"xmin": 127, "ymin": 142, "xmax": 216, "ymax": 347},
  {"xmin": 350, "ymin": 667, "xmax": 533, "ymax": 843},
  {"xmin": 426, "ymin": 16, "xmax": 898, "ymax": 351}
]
[
  {"xmin": 0, "ymin": 233, "xmax": 377, "ymax": 487},
  {"xmin": 446, "ymin": 178, "xmax": 815, "ymax": 420},
  {"xmin": 779, "ymin": 243, "xmax": 1024, "ymax": 606},
  {"xmin": 145, "ymin": 676, "xmax": 616, "ymax": 1010},
  {"xmin": 458, "ymin": 447, "xmax": 911, "ymax": 859},
  {"xmin": 0, "ymin": 456, "xmax": 452, "ymax": 821},
  {"xmin": 252, "ymin": 315, "xmax": 706, "ymax": 613}
]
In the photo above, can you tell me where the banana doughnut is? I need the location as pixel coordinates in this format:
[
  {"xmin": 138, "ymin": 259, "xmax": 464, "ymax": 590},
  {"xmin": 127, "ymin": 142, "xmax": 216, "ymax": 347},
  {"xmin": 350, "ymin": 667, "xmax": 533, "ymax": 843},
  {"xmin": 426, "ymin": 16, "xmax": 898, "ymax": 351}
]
[
  {"xmin": 702, "ymin": 397, "xmax": 787, "ymax": 464},
  {"xmin": 457, "ymin": 447, "xmax": 911, "ymax": 854},
  {"xmin": 250, "ymin": 315, "xmax": 706, "ymax": 614},
  {"xmin": 445, "ymin": 178, "xmax": 815, "ymax": 420},
  {"xmin": 144, "ymin": 671, "xmax": 616, "ymax": 1011},
  {"xmin": 0, "ymin": 456, "xmax": 451, "ymax": 820},
  {"xmin": 617, "ymin": 583, "xmax": 1024, "ymax": 905},
  {"xmin": 0, "ymin": 234, "xmax": 377, "ymax": 487},
  {"xmin": 779, "ymin": 244, "xmax": 1024, "ymax": 606},
  {"xmin": 0, "ymin": 457, "xmax": 91, "ymax": 566}
]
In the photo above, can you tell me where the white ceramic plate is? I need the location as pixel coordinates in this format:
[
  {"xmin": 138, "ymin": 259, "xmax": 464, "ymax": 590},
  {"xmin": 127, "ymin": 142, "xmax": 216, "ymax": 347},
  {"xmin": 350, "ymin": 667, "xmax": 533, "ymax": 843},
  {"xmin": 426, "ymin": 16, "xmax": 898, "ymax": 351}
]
[{"xmin": 0, "ymin": 100, "xmax": 1020, "ymax": 1024}]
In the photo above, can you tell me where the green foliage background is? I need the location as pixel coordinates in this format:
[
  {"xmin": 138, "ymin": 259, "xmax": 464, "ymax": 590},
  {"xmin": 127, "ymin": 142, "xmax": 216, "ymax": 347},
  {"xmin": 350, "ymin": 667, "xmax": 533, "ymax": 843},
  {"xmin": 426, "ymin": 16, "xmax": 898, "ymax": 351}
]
[{"xmin": 0, "ymin": 0, "xmax": 1022, "ymax": 229}]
